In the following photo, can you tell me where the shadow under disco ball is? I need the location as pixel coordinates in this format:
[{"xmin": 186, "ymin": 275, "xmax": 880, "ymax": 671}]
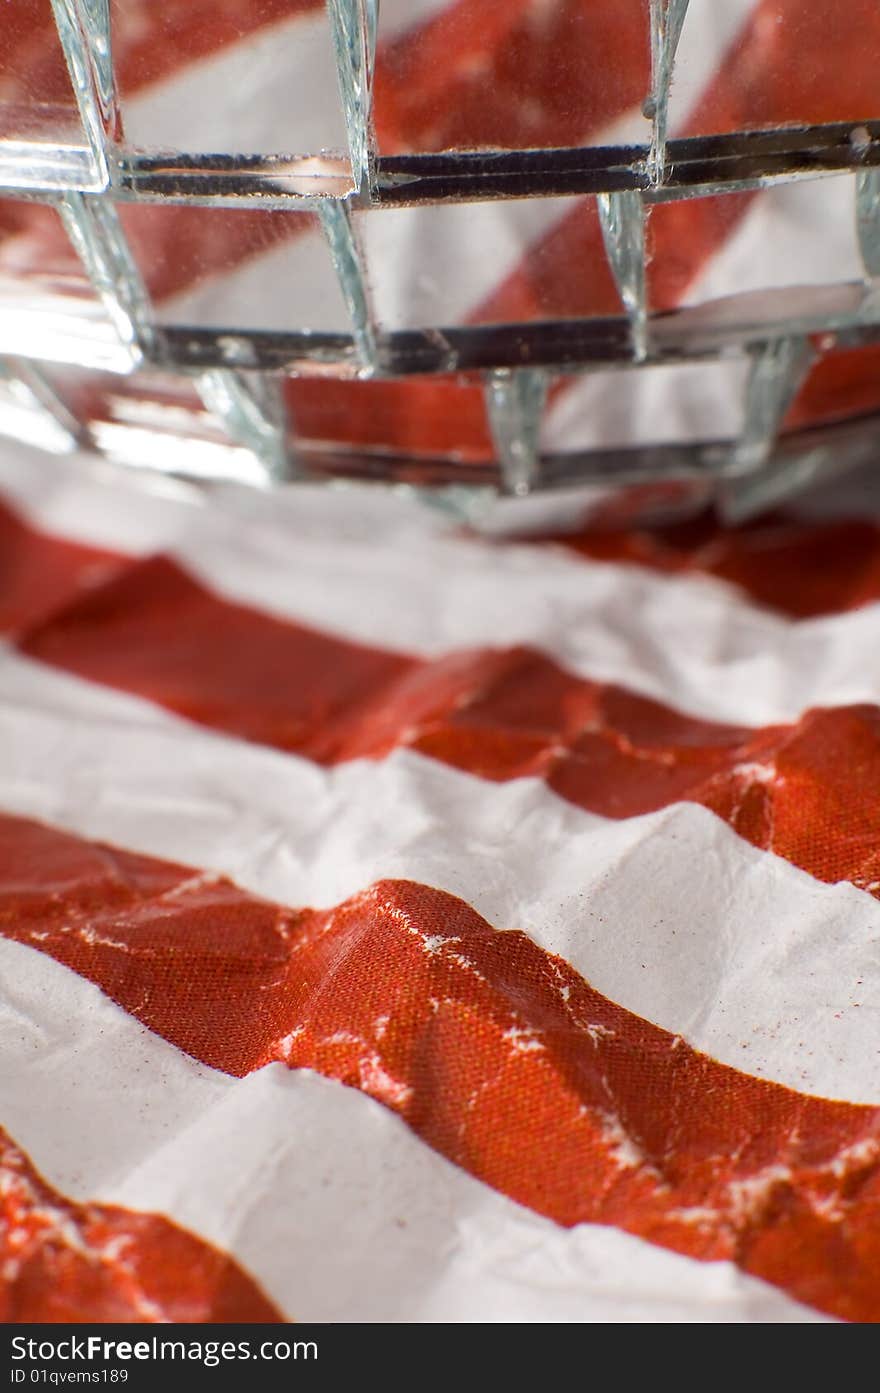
[{"xmin": 3, "ymin": 0, "xmax": 880, "ymax": 529}]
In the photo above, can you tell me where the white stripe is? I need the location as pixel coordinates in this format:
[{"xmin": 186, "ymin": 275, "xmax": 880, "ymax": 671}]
[
  {"xmin": 0, "ymin": 656, "xmax": 875, "ymax": 1105},
  {"xmin": 4, "ymin": 441, "xmax": 880, "ymax": 729},
  {"xmin": 0, "ymin": 937, "xmax": 823, "ymax": 1322},
  {"xmin": 0, "ymin": 437, "xmax": 205, "ymax": 554},
  {"xmin": 0, "ymin": 937, "xmax": 227, "ymax": 1194}
]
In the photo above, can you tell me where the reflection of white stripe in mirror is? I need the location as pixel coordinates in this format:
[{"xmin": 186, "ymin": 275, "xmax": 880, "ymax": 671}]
[
  {"xmin": 357, "ymin": 197, "xmax": 577, "ymax": 330},
  {"xmin": 665, "ymin": 0, "xmax": 761, "ymax": 133},
  {"xmin": 123, "ymin": 10, "xmax": 349, "ymax": 155},
  {"xmin": 541, "ymin": 358, "xmax": 751, "ymax": 452},
  {"xmin": 161, "ymin": 219, "xmax": 354, "ymax": 335},
  {"xmin": 685, "ymin": 174, "xmax": 865, "ymax": 310}
]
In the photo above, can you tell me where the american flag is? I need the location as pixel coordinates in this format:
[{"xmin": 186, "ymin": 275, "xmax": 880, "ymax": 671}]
[{"xmin": 2, "ymin": 0, "xmax": 880, "ymax": 1324}]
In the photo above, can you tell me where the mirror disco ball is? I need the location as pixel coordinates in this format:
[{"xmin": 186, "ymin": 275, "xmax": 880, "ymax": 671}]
[{"xmin": 2, "ymin": 0, "xmax": 880, "ymax": 529}]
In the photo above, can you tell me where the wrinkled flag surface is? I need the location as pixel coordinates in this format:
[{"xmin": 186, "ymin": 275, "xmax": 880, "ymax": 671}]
[
  {"xmin": 3, "ymin": 0, "xmax": 880, "ymax": 1325},
  {"xmin": 1, "ymin": 443, "xmax": 880, "ymax": 1323}
]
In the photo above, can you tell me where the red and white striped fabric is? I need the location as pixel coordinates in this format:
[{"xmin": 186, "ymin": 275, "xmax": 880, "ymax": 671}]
[
  {"xmin": 4, "ymin": 0, "xmax": 880, "ymax": 1325},
  {"xmin": 2, "ymin": 435, "xmax": 880, "ymax": 1323}
]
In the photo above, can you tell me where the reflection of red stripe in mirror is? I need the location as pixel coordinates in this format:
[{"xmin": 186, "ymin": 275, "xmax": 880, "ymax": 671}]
[
  {"xmin": 372, "ymin": 0, "xmax": 650, "ymax": 153},
  {"xmin": 284, "ymin": 374, "xmax": 495, "ymax": 461},
  {"xmin": 785, "ymin": 343, "xmax": 880, "ymax": 435}
]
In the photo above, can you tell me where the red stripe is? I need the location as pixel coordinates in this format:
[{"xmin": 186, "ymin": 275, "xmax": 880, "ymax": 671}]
[
  {"xmin": 2, "ymin": 810, "xmax": 878, "ymax": 1321},
  {"xmin": 0, "ymin": 1124, "xmax": 283, "ymax": 1322},
  {"xmin": 785, "ymin": 343, "xmax": 880, "ymax": 435},
  {"xmin": 14, "ymin": 549, "xmax": 880, "ymax": 898},
  {"xmin": 16, "ymin": 554, "xmax": 420, "ymax": 752},
  {"xmin": 0, "ymin": 498, "xmax": 119, "ymax": 634},
  {"xmin": 554, "ymin": 510, "xmax": 880, "ymax": 620}
]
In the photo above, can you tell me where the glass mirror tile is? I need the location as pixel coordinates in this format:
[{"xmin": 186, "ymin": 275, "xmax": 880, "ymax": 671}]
[
  {"xmin": 372, "ymin": 0, "xmax": 651, "ymax": 155},
  {"xmin": 783, "ymin": 342, "xmax": 880, "ymax": 434},
  {"xmin": 668, "ymin": 0, "xmax": 880, "ymax": 139},
  {"xmin": 0, "ymin": 0, "xmax": 94, "ymax": 187},
  {"xmin": 285, "ymin": 373, "xmax": 494, "ymax": 464},
  {"xmin": 0, "ymin": 0, "xmax": 879, "ymax": 517},
  {"xmin": 540, "ymin": 359, "xmax": 752, "ymax": 455},
  {"xmin": 357, "ymin": 196, "xmax": 625, "ymax": 331},
  {"xmin": 645, "ymin": 175, "xmax": 867, "ymax": 333},
  {"xmin": 648, "ymin": 175, "xmax": 863, "ymax": 306},
  {"xmin": 118, "ymin": 203, "xmax": 352, "ymax": 334},
  {"xmin": 112, "ymin": 0, "xmax": 350, "ymax": 163},
  {"xmin": 0, "ymin": 358, "xmax": 79, "ymax": 453},
  {"xmin": 0, "ymin": 197, "xmax": 128, "ymax": 368},
  {"xmin": 45, "ymin": 362, "xmax": 267, "ymax": 482}
]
